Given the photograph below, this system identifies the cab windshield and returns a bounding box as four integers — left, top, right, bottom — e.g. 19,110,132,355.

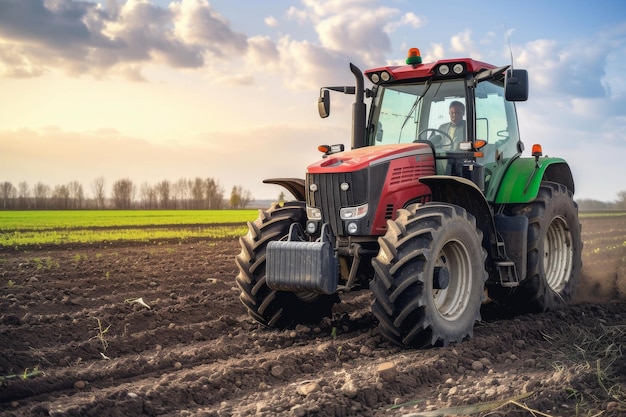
368,78,520,164
369,80,467,152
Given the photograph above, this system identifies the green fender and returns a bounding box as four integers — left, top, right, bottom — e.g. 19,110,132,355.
493,157,575,204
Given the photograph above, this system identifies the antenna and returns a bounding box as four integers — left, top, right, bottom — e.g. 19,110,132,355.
504,24,514,69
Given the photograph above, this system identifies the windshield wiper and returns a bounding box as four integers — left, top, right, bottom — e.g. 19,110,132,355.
399,80,432,140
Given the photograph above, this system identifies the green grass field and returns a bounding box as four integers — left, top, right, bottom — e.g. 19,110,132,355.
0,210,258,230
4,209,621,248
0,210,258,248
579,211,626,218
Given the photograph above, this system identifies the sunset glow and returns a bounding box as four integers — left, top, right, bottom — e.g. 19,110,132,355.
1,0,625,201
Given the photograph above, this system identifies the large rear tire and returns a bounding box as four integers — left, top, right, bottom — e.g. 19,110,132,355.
370,203,488,348
235,201,338,328
489,182,582,312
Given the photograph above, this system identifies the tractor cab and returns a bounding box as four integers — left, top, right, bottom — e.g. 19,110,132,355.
319,48,529,199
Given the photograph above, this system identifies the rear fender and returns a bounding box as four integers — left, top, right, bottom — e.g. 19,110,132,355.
263,178,306,201
494,158,574,204
419,176,497,253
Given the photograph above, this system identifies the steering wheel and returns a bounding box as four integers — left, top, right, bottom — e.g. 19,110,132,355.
417,128,454,151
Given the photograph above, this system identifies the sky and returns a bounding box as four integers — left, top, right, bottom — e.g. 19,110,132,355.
0,0,625,202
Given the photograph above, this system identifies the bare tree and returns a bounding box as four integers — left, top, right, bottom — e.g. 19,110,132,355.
33,182,50,209
68,181,84,209
91,176,107,209
206,178,224,209
156,180,171,209
18,181,30,209
52,184,70,209
112,178,135,209
0,181,16,209
0,176,258,210
617,190,626,210
172,178,189,209
240,187,253,209
139,182,155,209
191,177,205,209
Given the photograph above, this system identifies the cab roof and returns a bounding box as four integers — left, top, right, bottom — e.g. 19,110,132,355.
365,57,499,84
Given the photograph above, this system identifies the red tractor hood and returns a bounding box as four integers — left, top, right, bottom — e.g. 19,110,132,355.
307,143,433,174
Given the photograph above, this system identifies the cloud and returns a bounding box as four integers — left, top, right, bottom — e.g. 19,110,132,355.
274,0,430,87
264,16,278,27
272,36,353,89
515,29,626,100
289,0,425,67
247,35,280,68
448,30,486,61
0,0,426,90
316,8,397,65
383,11,426,37
421,30,495,63
0,43,46,77
0,0,103,50
169,0,247,58
297,0,379,18
0,0,249,79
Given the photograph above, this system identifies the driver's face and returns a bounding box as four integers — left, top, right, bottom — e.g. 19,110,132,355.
449,107,463,124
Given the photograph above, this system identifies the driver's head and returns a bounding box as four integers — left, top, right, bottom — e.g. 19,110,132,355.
449,101,465,125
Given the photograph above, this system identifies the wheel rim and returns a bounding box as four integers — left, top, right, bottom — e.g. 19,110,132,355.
432,239,473,321
543,216,573,293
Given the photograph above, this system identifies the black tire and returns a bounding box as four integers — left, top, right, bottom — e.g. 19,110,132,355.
235,201,338,328
489,182,582,312
370,203,488,348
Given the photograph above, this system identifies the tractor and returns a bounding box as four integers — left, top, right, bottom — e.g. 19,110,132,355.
235,48,582,348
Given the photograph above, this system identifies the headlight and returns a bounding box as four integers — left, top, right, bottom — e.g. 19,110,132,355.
369,71,393,84
437,62,466,77
306,206,322,220
340,203,368,220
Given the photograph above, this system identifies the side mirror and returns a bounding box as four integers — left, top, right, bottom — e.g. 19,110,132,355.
318,89,330,118
505,69,529,101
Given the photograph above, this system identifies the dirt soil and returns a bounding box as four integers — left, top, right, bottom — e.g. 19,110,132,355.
1,215,625,417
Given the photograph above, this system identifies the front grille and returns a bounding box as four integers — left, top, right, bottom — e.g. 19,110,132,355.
307,171,367,236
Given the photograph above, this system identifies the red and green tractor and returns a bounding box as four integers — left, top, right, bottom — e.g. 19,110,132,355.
235,48,582,348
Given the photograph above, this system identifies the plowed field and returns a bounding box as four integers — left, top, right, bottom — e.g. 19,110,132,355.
1,214,625,417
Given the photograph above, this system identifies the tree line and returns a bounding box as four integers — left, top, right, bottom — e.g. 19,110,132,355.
0,177,253,210
3,177,625,211
577,191,626,211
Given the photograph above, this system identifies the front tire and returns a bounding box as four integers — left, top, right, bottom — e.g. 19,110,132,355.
370,203,488,348
489,182,582,312
235,201,338,328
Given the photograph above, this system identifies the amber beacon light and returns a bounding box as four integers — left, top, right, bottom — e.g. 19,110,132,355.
406,48,422,65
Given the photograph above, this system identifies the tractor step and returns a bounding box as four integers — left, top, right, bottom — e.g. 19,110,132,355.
496,261,519,287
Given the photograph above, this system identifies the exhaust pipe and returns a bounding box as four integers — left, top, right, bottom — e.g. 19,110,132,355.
350,63,366,149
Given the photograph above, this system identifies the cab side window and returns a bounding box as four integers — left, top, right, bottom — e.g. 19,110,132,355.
475,81,520,162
